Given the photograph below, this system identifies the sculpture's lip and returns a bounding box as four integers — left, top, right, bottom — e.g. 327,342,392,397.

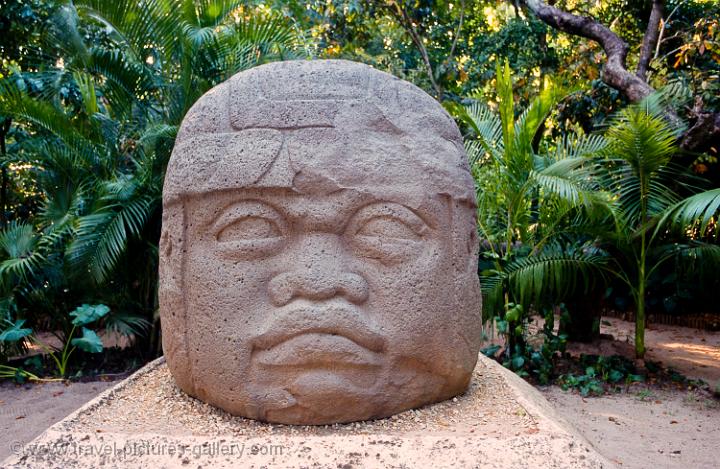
251,305,386,354
252,332,383,368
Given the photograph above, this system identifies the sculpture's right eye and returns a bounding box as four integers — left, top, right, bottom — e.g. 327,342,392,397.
212,201,286,260
217,216,281,242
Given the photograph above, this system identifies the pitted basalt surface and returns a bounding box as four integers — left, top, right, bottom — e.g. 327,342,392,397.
159,59,482,424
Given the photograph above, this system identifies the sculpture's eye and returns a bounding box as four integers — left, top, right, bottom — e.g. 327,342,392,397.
355,216,421,240
218,216,281,242
347,203,430,264
213,201,286,260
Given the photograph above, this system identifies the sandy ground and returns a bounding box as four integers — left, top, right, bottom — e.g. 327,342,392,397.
0,380,115,461
0,316,718,466
598,317,720,386
542,386,720,469
5,357,609,469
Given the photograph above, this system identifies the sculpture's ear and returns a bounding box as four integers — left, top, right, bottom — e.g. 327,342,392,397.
158,201,195,394
449,198,483,350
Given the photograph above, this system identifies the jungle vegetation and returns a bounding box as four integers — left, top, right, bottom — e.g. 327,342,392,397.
0,0,718,380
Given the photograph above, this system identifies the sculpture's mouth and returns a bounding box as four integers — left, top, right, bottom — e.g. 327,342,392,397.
253,332,383,368
251,304,385,368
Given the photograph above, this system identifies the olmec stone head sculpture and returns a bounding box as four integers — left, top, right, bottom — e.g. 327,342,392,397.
159,59,482,425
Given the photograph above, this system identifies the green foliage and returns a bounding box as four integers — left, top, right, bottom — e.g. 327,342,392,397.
658,188,720,238
70,327,103,353
589,97,720,358
469,62,718,364
0,221,45,283
0,316,32,364
465,60,611,356
1,0,718,381
503,307,568,385
559,355,645,397
0,0,301,364
69,303,110,326
0,318,32,342
33,303,109,377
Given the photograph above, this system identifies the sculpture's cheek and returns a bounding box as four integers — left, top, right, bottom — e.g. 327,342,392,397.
160,60,481,425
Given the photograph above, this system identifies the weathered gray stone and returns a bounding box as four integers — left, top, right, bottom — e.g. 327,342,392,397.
159,59,482,425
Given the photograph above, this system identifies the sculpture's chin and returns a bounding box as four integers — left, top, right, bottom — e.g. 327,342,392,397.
257,372,469,425
182,361,472,425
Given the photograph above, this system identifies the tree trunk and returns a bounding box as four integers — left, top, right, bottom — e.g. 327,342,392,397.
520,0,719,153
561,294,603,343
0,118,11,227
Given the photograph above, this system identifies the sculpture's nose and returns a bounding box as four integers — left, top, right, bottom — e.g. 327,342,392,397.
267,234,369,307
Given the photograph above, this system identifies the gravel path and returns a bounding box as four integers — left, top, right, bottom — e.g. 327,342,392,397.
65,359,536,438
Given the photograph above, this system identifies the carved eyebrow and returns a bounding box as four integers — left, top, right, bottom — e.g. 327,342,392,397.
210,200,287,234
347,202,431,236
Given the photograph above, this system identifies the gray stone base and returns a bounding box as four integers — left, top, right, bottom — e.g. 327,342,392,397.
3,355,613,468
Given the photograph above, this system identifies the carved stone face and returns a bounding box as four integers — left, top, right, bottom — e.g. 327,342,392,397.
160,60,482,424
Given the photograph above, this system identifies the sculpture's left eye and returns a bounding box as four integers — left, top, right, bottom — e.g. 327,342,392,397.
355,216,421,240
213,201,286,259
346,202,430,264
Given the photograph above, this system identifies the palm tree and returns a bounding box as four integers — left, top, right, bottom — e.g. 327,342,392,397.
461,60,612,354
593,99,720,359
465,65,720,360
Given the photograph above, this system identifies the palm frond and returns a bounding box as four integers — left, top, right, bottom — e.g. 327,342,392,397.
0,222,46,284
0,80,100,155
545,133,607,164
658,188,720,236
496,59,515,155
47,4,91,67
75,0,181,64
72,71,99,115
231,13,297,53
66,193,156,283
104,310,152,338
514,78,561,158
196,0,245,27
605,104,677,177
38,182,87,236
462,101,503,165
85,48,157,117
478,268,506,320
506,246,609,310
533,161,612,211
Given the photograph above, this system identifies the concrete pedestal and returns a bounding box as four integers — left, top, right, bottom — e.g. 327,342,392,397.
3,355,612,468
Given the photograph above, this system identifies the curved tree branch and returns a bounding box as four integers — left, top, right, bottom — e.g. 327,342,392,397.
521,0,653,102
637,0,664,81
682,97,720,152
386,1,443,99
520,0,719,154
447,0,466,64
